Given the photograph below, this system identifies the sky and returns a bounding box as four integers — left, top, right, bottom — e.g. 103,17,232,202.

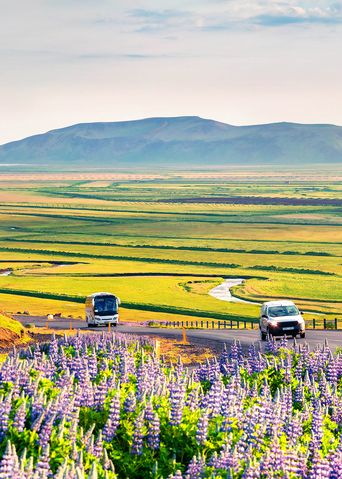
1,0,342,143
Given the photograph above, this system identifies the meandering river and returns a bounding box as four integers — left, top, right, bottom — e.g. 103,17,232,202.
209,278,260,305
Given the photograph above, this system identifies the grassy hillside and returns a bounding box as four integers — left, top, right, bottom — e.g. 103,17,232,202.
0,312,29,350
1,117,342,168
0,174,340,325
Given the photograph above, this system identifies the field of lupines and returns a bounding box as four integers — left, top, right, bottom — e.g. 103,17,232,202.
0,333,341,479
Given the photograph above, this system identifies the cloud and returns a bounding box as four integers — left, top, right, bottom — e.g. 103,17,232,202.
118,3,342,34
251,3,342,27
127,8,194,32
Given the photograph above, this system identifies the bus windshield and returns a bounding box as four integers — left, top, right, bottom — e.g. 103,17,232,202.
94,296,117,316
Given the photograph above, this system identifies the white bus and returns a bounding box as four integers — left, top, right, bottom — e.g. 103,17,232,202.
85,292,120,327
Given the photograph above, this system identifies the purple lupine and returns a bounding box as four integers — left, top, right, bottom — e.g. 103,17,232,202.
144,399,154,422
265,336,278,355
12,401,26,432
147,412,160,450
185,455,205,479
94,379,107,410
185,387,199,412
169,376,186,426
38,415,55,448
103,393,120,441
34,445,51,478
93,431,104,458
124,391,136,413
206,379,223,417
0,329,342,478
0,441,15,478
307,451,331,479
328,449,342,479
131,413,145,455
311,406,324,446
241,460,261,479
196,410,209,445
0,393,12,439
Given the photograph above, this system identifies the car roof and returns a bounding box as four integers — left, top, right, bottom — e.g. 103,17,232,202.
263,300,296,307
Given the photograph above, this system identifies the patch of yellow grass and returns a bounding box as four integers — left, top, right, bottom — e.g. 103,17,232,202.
0,293,84,318
157,338,214,365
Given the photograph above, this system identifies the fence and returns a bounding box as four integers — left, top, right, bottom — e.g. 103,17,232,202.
161,318,342,330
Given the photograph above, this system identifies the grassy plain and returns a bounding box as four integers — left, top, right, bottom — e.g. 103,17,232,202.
0,172,341,324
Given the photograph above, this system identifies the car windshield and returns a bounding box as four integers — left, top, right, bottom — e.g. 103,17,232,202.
94,296,117,315
268,305,299,317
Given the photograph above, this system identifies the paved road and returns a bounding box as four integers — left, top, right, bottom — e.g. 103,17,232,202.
14,316,342,352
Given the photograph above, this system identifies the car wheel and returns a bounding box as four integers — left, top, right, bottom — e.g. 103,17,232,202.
260,330,267,341
300,332,305,338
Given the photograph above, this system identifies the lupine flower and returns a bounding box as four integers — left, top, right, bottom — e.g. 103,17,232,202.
147,412,160,450
103,393,120,441
0,332,341,479
196,410,209,445
124,391,136,413
185,455,205,479
131,413,145,455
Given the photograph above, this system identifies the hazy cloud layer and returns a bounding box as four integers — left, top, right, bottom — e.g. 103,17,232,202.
0,1,342,143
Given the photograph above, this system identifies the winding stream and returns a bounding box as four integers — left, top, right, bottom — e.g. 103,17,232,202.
0,269,12,276
209,278,260,305
0,264,72,277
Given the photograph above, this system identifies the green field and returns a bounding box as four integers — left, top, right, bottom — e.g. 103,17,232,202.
0,173,341,323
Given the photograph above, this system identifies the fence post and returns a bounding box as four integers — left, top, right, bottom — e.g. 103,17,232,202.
224,321,227,329
244,320,247,329
182,327,188,345
201,321,203,328
206,321,209,329
251,321,253,329
196,321,198,328
323,318,326,329
218,321,221,329
335,318,338,330
237,320,240,329
312,318,316,329
230,319,232,329
212,321,214,329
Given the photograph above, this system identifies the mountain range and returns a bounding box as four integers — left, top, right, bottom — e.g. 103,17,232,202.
1,116,342,168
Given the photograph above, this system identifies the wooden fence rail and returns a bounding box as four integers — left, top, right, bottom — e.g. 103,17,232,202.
161,318,341,330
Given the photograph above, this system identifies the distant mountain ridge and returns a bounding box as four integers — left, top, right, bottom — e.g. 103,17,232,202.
1,116,342,167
